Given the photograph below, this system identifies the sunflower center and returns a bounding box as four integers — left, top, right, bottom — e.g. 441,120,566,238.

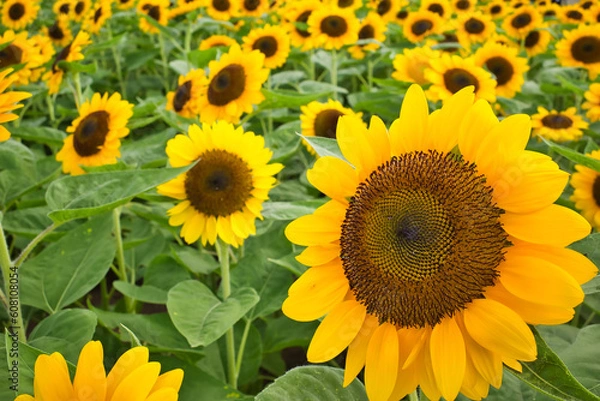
341,151,507,328
524,30,540,48
75,1,84,14
173,80,192,112
397,10,408,19
148,5,161,20
543,9,556,17
359,25,375,40
581,1,593,9
443,68,479,93
52,44,72,72
541,114,573,129
377,0,391,15
428,3,444,16
320,16,348,37
252,36,278,57
94,7,103,22
338,0,354,8
295,11,312,37
184,149,253,217
49,23,65,40
571,36,600,64
213,0,230,11
566,10,583,20
485,56,514,86
513,2,523,8
456,0,469,9
73,111,110,157
592,176,600,207
0,44,23,68
465,18,485,34
490,5,501,14
207,64,246,106
244,0,260,10
313,109,344,139
8,3,25,20
411,20,433,36
59,3,70,13
511,12,532,28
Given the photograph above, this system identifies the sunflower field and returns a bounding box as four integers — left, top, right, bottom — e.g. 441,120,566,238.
1,0,600,400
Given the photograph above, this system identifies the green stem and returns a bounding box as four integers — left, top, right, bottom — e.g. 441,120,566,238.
107,21,126,98
158,33,170,93
309,49,315,81
235,317,252,377
367,58,373,90
184,18,193,54
112,208,134,313
331,49,338,101
73,72,83,108
407,389,420,401
13,223,58,269
217,238,237,389
46,95,55,123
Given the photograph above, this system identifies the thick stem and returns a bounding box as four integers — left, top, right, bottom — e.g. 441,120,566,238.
235,317,252,377
73,72,83,108
13,224,58,269
217,239,237,389
331,48,338,101
113,208,134,313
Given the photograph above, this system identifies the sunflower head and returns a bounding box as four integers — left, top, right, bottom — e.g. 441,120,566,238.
420,0,450,18
571,149,600,229
199,34,238,50
531,106,589,142
555,24,600,80
166,69,207,118
455,11,496,47
242,24,291,69
45,16,74,47
502,6,542,39
348,12,387,60
582,83,600,122
307,5,360,50
205,0,238,21
403,10,442,44
522,28,552,57
0,68,32,142
137,0,170,33
392,46,441,85
474,41,529,99
283,0,321,50
1,0,39,30
0,30,41,86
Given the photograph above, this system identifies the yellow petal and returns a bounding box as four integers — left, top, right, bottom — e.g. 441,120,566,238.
427,85,474,153
150,369,184,393
430,317,466,401
387,358,419,401
296,243,340,266
73,341,107,401
145,388,178,401
111,362,161,401
336,114,370,171
344,314,379,387
307,156,359,201
419,337,442,401
458,99,499,163
35,353,73,401
106,347,149,401
460,354,490,401
365,322,399,401
14,396,35,401
389,84,429,155
366,115,392,168
458,317,503,389
285,201,345,246
502,357,522,373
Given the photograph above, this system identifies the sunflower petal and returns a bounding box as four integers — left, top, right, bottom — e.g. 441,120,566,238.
307,156,359,201
389,84,429,155
344,314,379,387
73,341,107,401
427,86,474,153
106,347,149,401
365,323,399,401
430,317,466,401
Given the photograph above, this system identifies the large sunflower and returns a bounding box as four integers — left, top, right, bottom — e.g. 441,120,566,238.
199,34,238,50
474,42,529,99
455,11,496,47
283,0,321,50
157,121,283,247
392,46,441,85
348,12,387,60
556,24,600,80
0,30,41,86
403,10,442,44
1,0,39,31
166,69,207,118
0,68,32,142
242,24,291,70
56,92,134,175
522,28,552,57
531,106,589,142
197,44,269,124
502,6,542,39
137,0,170,34
284,84,596,401
307,5,360,50
425,54,497,102
583,83,600,122
571,150,600,229
43,30,92,95
14,341,183,401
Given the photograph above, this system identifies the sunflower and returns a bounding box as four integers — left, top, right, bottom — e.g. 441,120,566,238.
199,34,238,50
579,0,594,10
0,30,41,86
403,10,443,44
72,0,91,21
455,12,496,47
425,54,497,102
53,0,73,18
307,5,360,50
452,0,474,13
28,34,56,83
1,0,39,31
522,28,552,57
238,0,270,17
300,99,365,154
205,0,238,21
558,4,586,24
588,4,600,23
157,121,283,247
0,69,32,142
43,30,92,95
56,92,134,175
420,0,450,18
583,83,600,122
242,24,291,69
116,0,138,10
369,0,403,23
284,84,596,401
348,12,387,60
502,6,542,39
486,0,507,19
166,69,207,118
327,0,362,11
531,106,589,142
571,150,600,230
197,44,268,124
392,46,441,85
556,24,600,80
540,3,560,20
474,42,529,99
137,0,170,34
83,0,112,34
283,0,321,50
14,341,183,401
45,17,73,47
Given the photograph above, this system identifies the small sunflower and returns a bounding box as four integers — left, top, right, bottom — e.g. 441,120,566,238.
486,0,508,19
540,3,560,20
0,69,32,142
116,0,138,10
45,17,73,47
205,0,238,21
583,83,600,122
452,0,474,13
558,4,586,24
14,341,183,401
199,34,238,50
403,10,443,44
242,24,291,69
425,53,497,102
83,0,112,34
1,0,39,31
531,106,589,142
571,150,600,229
53,0,73,18
283,0,321,50
588,4,600,23
284,84,595,401
556,24,600,80
327,0,362,11
56,92,134,175
157,121,283,247
28,34,56,83
420,0,451,18
369,0,403,23
348,12,387,60
238,0,270,17
72,0,91,21
0,30,40,86
197,44,269,124
455,11,496,47
503,6,542,39
137,0,170,34
394,7,409,23
166,69,207,118
431,32,463,54
392,46,441,85
474,42,529,99
308,5,360,50
43,30,92,95
578,0,594,10
523,28,553,57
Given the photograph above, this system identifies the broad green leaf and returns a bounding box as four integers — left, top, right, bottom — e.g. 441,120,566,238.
0,140,37,206
11,125,66,146
298,80,348,95
262,315,318,353
560,325,600,396
170,245,220,275
57,60,96,73
541,138,600,172
261,89,331,110
1,207,72,240
262,200,326,220
255,366,368,401
188,48,217,69
167,280,260,347
347,91,401,121
270,70,306,87
20,215,116,314
113,281,168,304
45,166,190,223
299,135,345,160
143,255,192,291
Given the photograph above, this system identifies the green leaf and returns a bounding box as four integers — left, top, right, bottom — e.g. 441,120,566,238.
559,325,600,396
255,366,368,401
508,327,600,401
188,48,217,69
167,280,260,347
113,281,168,304
261,89,331,110
170,245,219,275
56,60,96,73
541,138,600,172
0,140,37,206
299,135,345,160
143,255,192,291
20,215,116,314
11,125,66,146
262,200,326,220
45,166,190,223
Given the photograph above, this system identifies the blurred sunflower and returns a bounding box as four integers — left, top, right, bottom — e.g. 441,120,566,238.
432,32,462,54
556,24,600,80
455,12,496,47
206,0,237,20
242,24,291,69
394,8,409,23
53,0,73,18
571,150,600,229
531,106,589,142
558,4,586,24
583,83,600,122
284,84,595,401
14,341,183,401
328,0,362,11
239,0,270,17
369,0,403,23
308,5,360,50
510,0,526,9
348,12,386,60
45,17,73,47
523,28,552,57
43,30,92,95
28,34,56,83
474,42,529,99
197,44,269,124
116,0,138,10
283,0,321,50
452,0,474,13
0,69,32,142
540,3,560,19
199,34,238,50
72,0,91,22
503,6,542,39
157,121,283,247
420,0,450,18
56,92,134,175
84,0,112,34
486,0,508,19
0,30,41,86
403,10,442,43
1,0,39,31
166,69,207,118
588,4,600,23
425,54,497,102
137,0,170,34
392,46,441,85
578,0,594,10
